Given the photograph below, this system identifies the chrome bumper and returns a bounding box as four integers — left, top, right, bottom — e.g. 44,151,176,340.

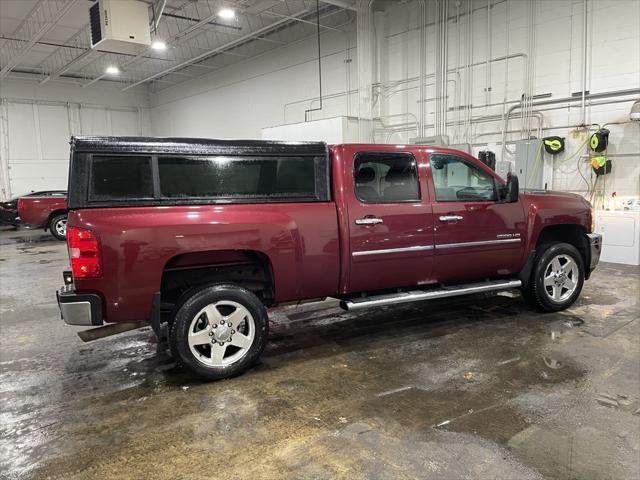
57,284,103,326
587,233,602,271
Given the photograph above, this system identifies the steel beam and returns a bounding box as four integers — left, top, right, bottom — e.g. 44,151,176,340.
121,9,309,91
0,0,79,79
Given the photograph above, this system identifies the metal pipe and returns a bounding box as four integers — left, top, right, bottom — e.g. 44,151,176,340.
419,0,426,136
581,0,588,125
305,0,324,122
501,88,640,156
78,321,150,342
485,0,491,105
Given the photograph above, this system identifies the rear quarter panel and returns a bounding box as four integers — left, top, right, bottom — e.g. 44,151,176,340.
18,197,67,226
70,203,340,323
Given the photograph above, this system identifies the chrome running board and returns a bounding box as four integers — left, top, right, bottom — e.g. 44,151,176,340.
340,279,522,311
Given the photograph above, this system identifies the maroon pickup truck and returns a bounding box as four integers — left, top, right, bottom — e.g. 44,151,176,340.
57,136,601,380
17,191,68,240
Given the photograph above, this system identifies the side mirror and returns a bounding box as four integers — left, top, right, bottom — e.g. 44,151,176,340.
500,173,519,202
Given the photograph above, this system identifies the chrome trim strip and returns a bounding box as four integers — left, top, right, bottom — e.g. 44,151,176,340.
436,238,522,250
352,245,434,257
342,279,523,310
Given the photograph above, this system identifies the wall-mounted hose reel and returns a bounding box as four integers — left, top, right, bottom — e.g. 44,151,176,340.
543,136,565,154
590,128,610,153
591,155,612,176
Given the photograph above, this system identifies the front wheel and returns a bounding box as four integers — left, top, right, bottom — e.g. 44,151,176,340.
169,284,269,380
523,242,585,312
49,214,67,241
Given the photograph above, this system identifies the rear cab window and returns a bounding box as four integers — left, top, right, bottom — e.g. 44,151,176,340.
157,156,316,199
82,148,329,206
90,156,153,201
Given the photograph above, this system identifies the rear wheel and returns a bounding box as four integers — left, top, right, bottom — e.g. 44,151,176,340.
169,284,268,380
49,214,67,241
523,242,585,312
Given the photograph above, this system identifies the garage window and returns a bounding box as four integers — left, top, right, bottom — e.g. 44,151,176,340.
90,156,153,200
157,156,317,199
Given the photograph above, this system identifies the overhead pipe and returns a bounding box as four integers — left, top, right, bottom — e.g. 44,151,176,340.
581,0,589,125
500,88,640,158
305,0,324,122
419,0,426,136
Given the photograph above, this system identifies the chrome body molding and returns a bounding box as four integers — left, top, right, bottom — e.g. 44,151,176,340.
352,245,434,257
435,238,522,250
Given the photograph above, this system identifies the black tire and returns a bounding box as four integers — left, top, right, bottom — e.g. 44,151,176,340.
48,214,67,241
523,242,585,312
169,284,268,380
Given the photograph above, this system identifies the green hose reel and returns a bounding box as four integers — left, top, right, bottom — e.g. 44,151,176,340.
543,136,565,154
590,128,610,153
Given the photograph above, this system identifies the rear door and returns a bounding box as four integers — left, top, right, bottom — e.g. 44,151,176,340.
344,147,435,292
427,152,526,282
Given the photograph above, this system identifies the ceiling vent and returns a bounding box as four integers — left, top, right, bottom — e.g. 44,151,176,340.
89,0,151,55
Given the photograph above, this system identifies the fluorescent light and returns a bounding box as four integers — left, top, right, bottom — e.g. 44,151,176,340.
151,40,166,51
105,65,120,75
218,8,235,19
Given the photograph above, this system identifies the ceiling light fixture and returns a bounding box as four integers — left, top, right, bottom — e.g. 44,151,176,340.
218,8,236,20
151,40,167,51
105,65,120,75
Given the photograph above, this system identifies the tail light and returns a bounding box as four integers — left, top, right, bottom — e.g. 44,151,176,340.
67,226,102,278
17,198,24,213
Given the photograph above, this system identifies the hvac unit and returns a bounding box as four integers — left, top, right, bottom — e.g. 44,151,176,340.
89,0,151,55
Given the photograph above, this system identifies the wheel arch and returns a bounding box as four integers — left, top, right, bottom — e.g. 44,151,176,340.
534,224,590,278
44,209,68,231
160,249,275,311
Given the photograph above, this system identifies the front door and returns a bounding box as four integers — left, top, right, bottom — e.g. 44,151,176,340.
427,152,527,283
345,148,435,293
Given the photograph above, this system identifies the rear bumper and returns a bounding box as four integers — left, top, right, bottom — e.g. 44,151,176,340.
587,233,602,272
57,284,103,326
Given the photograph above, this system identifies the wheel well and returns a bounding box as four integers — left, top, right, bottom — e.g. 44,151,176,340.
536,224,589,268
44,209,67,231
160,250,274,311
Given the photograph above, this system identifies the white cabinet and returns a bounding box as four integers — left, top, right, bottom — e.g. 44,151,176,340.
594,210,640,265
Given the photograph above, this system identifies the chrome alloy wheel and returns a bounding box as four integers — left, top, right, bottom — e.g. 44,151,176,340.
187,300,255,367
55,218,67,237
543,254,579,302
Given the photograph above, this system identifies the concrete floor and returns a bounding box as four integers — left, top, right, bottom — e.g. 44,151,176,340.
1,227,639,480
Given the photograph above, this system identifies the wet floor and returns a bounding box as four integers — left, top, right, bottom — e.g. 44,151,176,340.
1,226,639,479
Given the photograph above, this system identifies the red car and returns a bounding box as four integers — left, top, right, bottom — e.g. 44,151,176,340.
17,192,68,240
57,136,601,380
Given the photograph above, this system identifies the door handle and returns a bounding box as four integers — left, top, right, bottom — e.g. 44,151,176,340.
439,215,464,222
355,217,384,225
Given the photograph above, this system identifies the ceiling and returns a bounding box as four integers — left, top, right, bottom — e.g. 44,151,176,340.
0,0,355,91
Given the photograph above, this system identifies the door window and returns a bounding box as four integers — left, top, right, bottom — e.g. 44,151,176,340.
354,153,420,203
431,154,497,201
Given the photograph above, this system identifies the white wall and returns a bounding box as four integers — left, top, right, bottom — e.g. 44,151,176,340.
149,0,639,201
0,78,150,199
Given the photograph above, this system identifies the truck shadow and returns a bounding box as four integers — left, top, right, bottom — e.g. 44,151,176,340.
261,294,556,361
